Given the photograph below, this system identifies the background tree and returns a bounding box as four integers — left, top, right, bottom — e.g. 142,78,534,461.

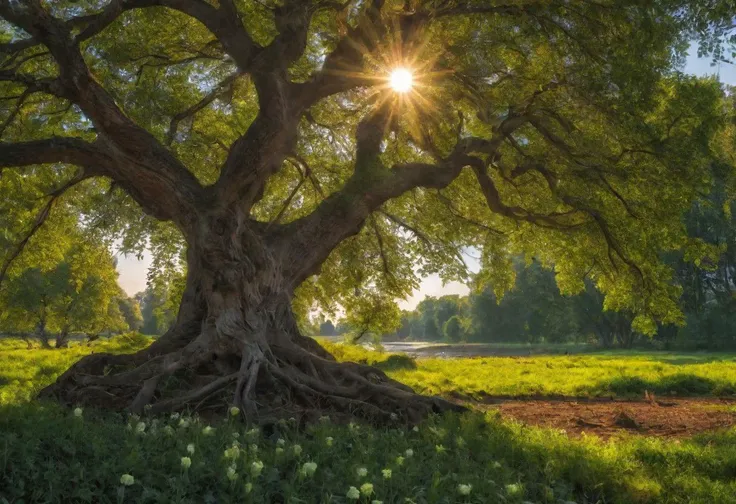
0,0,730,422
318,319,336,337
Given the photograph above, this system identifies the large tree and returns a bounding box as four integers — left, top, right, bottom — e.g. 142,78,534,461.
0,0,730,423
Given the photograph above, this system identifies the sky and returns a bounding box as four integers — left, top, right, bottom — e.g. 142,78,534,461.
115,43,736,309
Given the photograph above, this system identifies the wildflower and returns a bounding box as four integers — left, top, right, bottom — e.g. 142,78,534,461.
288,417,296,424
506,483,522,496
457,484,472,496
346,486,360,500
412,426,419,432
357,467,368,477
178,418,190,428
395,456,405,466
245,427,259,439
135,421,146,434
170,412,180,421
73,407,83,418
245,482,252,494
405,448,414,458
163,425,175,436
181,456,191,469
390,412,398,420
382,468,392,479
325,436,334,447
187,443,195,455
119,474,135,486
348,422,358,431
276,438,286,447
224,446,240,459
435,444,446,453
275,447,284,455
229,406,240,417
232,432,240,439
319,415,330,423
292,444,302,456
360,483,374,496
202,426,214,435
250,460,264,477
226,466,238,482
301,461,318,477
249,443,258,454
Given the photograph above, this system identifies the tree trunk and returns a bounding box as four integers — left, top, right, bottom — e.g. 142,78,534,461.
36,319,51,349
39,220,462,425
55,328,70,349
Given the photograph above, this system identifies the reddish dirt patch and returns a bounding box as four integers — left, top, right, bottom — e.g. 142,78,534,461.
477,397,736,438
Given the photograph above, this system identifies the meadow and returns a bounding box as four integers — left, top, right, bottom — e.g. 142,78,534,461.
2,335,736,503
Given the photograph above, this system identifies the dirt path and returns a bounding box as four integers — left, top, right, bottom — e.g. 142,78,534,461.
474,396,736,438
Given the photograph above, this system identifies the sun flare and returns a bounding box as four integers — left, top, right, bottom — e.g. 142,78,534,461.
389,68,413,93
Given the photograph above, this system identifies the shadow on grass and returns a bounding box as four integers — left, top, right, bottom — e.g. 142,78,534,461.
373,354,418,372
1,401,735,503
597,374,736,396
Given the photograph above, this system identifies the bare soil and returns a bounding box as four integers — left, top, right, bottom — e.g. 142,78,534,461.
474,396,736,438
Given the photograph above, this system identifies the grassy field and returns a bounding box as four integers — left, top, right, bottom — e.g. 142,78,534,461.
2,336,736,503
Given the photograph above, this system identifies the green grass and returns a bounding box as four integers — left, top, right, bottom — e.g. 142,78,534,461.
322,341,736,399
1,336,736,503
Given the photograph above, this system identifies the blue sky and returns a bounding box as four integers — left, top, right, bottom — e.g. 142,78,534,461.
116,44,736,308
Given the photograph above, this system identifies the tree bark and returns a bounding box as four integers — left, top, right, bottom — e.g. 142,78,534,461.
39,218,462,425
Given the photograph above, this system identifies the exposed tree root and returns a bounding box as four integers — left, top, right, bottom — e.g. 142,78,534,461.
39,328,464,426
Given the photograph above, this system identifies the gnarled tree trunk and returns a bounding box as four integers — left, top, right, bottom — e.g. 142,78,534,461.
40,216,462,424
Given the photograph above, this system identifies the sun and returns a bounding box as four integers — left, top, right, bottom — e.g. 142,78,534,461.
389,68,413,93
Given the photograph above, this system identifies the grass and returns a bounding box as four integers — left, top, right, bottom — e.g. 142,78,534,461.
1,336,736,503
322,341,736,399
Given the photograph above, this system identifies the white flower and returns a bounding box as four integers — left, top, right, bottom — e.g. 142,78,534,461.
170,412,180,421
73,407,83,418
346,486,360,500
229,406,240,417
325,436,333,447
245,482,252,494
224,446,240,459
506,483,522,496
180,456,191,469
458,484,472,496
119,474,135,486
405,448,413,457
360,483,374,496
412,426,419,432
292,444,302,456
226,466,238,482
135,421,146,434
245,427,259,439
382,468,392,479
249,443,258,454
232,432,240,439
357,467,368,477
395,456,405,466
390,412,398,420
202,426,214,435
275,447,284,455
187,443,195,455
276,438,286,447
349,422,358,431
163,425,175,436
178,418,190,428
251,460,264,477
301,461,317,477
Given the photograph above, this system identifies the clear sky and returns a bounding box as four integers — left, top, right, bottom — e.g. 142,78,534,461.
116,43,736,308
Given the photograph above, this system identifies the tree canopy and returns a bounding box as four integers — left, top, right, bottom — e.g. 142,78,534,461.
1,0,735,421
